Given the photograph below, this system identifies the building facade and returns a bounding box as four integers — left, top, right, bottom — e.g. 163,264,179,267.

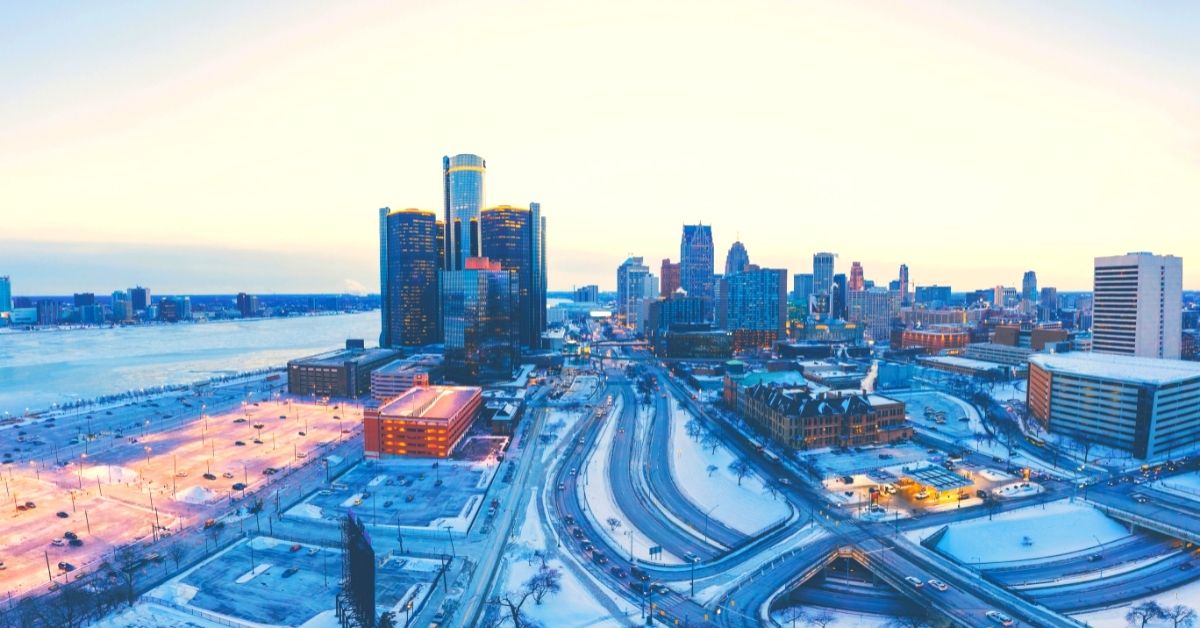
128,286,151,312
574,285,599,303
725,267,787,351
287,343,401,398
481,204,547,349
680,224,715,307
848,262,865,291
379,208,441,347
737,383,910,450
616,256,651,326
660,259,681,297
443,154,486,271
792,273,813,306
369,354,444,402
898,328,970,353
846,288,899,344
1092,252,1182,359
363,385,481,458
442,257,519,382
724,241,750,277
0,276,10,314
897,264,909,306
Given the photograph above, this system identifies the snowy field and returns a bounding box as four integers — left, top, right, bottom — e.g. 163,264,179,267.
801,442,931,477
888,390,984,440
1156,474,1200,503
770,607,893,627
912,500,1131,566
1071,576,1200,627
540,408,588,463
668,399,791,535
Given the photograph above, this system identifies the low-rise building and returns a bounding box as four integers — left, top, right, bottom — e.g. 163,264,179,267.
287,341,401,399
736,383,910,450
897,328,971,353
1027,352,1200,459
370,354,444,402
363,385,482,458
961,342,1034,367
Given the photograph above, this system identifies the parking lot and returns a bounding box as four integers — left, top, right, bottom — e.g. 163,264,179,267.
149,536,441,625
287,457,497,531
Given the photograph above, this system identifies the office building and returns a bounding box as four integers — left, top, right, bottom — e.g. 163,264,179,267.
792,273,813,306
898,328,970,353
111,290,132,323
616,256,651,325
831,274,847,319
846,288,900,344
647,292,707,334
962,343,1034,367
443,154,486,270
73,293,95,307
379,208,442,347
680,224,715,306
848,262,865,291
1092,252,1182,359
370,354,444,402
660,259,680,297
236,293,259,318
363,385,481,458
1028,352,1200,458
441,257,519,382
898,264,910,306
736,383,910,450
287,341,401,399
574,285,599,303
812,252,836,297
36,300,59,325
128,286,151,312
992,325,1069,351
914,285,952,308
481,204,547,349
0,276,11,313
1039,287,1058,322
725,267,787,351
1021,271,1037,301
724,241,750,277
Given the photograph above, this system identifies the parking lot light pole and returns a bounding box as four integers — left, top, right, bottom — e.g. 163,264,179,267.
444,525,456,556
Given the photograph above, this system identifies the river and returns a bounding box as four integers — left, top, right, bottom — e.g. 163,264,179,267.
0,312,380,416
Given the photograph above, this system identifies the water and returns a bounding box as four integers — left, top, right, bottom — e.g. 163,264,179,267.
0,312,380,416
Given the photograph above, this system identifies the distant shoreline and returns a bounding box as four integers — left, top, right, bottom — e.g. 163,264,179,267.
0,309,378,336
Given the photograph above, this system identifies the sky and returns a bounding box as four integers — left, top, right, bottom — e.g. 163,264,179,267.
2,0,1198,294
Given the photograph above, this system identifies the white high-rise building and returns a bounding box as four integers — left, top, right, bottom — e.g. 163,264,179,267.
1092,252,1182,359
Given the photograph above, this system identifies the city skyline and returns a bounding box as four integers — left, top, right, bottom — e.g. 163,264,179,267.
5,1,1200,293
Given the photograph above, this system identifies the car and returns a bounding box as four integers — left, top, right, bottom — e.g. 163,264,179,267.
558,482,566,490
57,562,76,572
1088,554,1102,562
233,418,247,423
232,482,246,491
610,566,627,579
56,511,69,518
68,538,84,547
307,547,320,556
64,531,78,540
50,539,65,546
175,471,188,478
282,567,299,578
927,579,949,591
1180,562,1193,571
222,472,235,479
204,518,217,529
203,473,217,480
683,552,699,563
976,489,988,498
383,500,393,508
986,610,1015,626
279,415,287,420
0,561,6,570
290,543,302,552
298,431,306,437
235,441,246,447
592,552,608,565
252,439,263,445
841,476,854,484
405,494,415,503
571,527,585,539
1133,494,1149,504
914,490,930,500
253,423,264,429
904,576,924,588
24,501,35,509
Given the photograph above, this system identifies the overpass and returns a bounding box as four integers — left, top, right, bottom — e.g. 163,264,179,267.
1087,488,1200,546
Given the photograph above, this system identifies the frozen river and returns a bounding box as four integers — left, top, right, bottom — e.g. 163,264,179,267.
0,311,379,416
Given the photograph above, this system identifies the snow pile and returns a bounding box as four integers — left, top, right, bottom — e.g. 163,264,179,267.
234,563,273,584
668,399,790,535
288,502,326,521
82,464,139,482
175,485,217,504
924,500,1130,565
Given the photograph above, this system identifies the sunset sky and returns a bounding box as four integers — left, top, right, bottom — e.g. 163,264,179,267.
3,0,1198,294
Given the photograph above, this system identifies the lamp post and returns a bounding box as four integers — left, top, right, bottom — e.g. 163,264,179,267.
702,504,720,545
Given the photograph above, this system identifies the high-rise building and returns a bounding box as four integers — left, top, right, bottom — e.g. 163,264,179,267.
73,293,95,307
379,208,441,348
111,290,131,323
897,264,909,306
441,257,518,382
847,287,900,343
848,262,865,291
660,259,680,297
680,224,715,306
1093,252,1182,359
574,285,599,303
616,256,651,325
128,286,151,312
831,273,847,319
792,273,813,306
236,293,259,318
812,252,836,296
725,267,787,351
1021,271,1038,302
724,241,750,277
0,276,10,314
914,285,952,308
1039,287,1058,322
481,204,547,349
36,300,59,325
443,154,486,271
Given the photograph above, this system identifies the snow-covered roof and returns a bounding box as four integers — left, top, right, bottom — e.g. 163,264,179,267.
1029,352,1200,386
919,355,1007,371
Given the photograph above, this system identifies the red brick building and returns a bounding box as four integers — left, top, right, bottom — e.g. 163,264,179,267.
363,385,481,458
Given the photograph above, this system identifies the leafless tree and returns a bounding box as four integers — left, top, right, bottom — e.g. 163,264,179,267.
606,517,622,532
777,606,805,627
1126,601,1166,628
702,432,721,455
115,545,142,604
528,564,562,605
805,608,838,628
685,419,703,441
728,460,750,486
1166,604,1197,628
706,464,718,477
167,541,187,571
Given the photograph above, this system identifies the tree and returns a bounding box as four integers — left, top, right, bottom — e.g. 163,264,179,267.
764,481,781,501
115,545,142,604
887,613,932,628
1165,604,1197,628
803,608,837,628
377,611,397,628
728,460,750,486
777,606,805,627
528,564,562,605
605,517,622,532
1126,601,1167,628
706,464,718,477
167,542,187,571
685,419,703,441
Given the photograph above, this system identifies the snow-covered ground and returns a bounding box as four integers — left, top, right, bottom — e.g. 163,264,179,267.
541,408,588,463
1071,576,1200,627
909,500,1131,566
770,606,893,627
581,396,682,564
801,442,931,477
668,399,791,535
1154,474,1200,503
888,390,985,440
92,602,229,628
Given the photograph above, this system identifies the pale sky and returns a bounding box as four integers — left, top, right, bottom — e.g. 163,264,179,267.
2,0,1198,294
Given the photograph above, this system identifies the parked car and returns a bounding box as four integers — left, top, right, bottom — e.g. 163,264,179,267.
914,490,930,500
56,511,69,519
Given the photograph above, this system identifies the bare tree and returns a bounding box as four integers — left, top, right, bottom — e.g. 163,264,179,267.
764,481,781,501
701,432,721,455
805,608,838,628
728,460,750,486
492,564,561,627
167,541,187,571
888,611,932,628
605,517,622,532
685,419,703,441
528,565,562,605
777,606,805,627
1165,604,1197,628
1126,601,1167,628
706,464,718,477
115,545,142,604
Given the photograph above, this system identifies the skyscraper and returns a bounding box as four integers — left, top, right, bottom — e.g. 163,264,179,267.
1093,252,1182,359
441,257,518,382
1038,287,1058,322
897,264,909,306
379,208,441,348
660,259,680,297
724,241,750,277
848,262,865,291
443,154,486,271
481,204,547,349
111,290,131,322
616,256,651,325
812,252,836,296
574,285,599,303
1021,270,1038,302
847,288,900,344
680,225,715,306
236,293,259,318
0,276,10,313
726,267,787,351
831,273,847,319
128,286,151,312
792,273,813,306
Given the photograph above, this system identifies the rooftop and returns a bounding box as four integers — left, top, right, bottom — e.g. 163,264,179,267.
374,353,444,375
900,464,972,491
290,346,400,367
376,385,482,419
1029,351,1200,385
918,355,1008,372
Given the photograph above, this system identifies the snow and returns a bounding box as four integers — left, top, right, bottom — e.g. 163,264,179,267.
1155,474,1200,503
339,492,364,508
234,562,273,584
1071,576,1200,627
503,558,623,628
911,500,1131,565
428,493,481,533
289,502,325,520
175,485,217,504
771,607,893,628
153,581,200,606
541,409,587,463
581,395,682,564
991,481,1043,498
1031,352,1200,386
93,601,226,627
81,464,139,482
516,487,546,550
668,398,791,535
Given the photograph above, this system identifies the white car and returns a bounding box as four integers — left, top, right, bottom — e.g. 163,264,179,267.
928,579,949,591
986,610,1014,626
914,490,930,500
904,576,924,588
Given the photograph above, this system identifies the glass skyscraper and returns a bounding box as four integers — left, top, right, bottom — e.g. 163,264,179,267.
812,252,836,296
481,204,547,349
0,276,11,314
680,224,714,313
379,208,441,347
441,258,519,382
443,154,486,270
